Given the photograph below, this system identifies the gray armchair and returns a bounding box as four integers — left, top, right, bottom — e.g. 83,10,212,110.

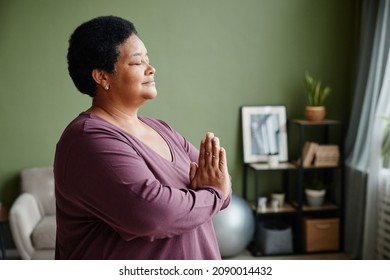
9,167,56,259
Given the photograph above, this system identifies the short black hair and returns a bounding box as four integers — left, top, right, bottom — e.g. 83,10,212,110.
67,16,138,97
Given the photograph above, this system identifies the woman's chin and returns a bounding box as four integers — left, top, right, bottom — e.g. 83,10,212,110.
146,90,158,99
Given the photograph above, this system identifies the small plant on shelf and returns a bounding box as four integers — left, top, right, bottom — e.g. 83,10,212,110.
304,72,331,106
304,174,327,207
304,72,332,122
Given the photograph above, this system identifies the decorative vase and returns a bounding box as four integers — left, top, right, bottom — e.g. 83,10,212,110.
305,106,326,122
305,189,326,207
271,192,285,207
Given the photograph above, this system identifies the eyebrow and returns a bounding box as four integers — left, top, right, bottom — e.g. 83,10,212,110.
131,52,148,57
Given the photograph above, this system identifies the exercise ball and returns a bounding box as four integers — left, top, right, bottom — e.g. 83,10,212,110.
212,193,255,258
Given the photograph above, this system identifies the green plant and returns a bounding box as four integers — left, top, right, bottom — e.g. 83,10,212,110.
304,173,327,190
381,116,390,168
304,72,331,106
305,179,326,191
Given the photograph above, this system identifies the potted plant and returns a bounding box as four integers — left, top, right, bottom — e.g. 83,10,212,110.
304,174,327,207
304,72,331,122
381,116,390,168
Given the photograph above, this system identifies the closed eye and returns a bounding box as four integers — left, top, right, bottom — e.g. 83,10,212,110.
130,52,149,65
130,59,149,66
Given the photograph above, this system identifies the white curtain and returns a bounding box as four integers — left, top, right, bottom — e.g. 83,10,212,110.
364,12,390,257
345,0,390,259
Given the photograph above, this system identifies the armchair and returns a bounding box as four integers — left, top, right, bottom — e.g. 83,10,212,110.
9,167,56,259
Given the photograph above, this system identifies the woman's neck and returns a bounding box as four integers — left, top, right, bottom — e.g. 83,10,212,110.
87,99,143,131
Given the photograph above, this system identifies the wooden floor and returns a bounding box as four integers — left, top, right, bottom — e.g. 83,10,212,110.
224,249,351,260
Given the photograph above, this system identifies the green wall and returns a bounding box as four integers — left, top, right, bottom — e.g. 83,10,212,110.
0,0,358,209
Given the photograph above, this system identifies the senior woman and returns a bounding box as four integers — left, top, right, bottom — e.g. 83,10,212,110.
54,15,232,260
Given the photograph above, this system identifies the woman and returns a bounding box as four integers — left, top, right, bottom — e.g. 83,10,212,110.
54,15,232,260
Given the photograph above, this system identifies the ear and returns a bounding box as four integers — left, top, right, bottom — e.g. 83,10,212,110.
91,69,110,90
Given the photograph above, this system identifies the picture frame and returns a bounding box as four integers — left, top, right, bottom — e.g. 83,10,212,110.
241,105,288,163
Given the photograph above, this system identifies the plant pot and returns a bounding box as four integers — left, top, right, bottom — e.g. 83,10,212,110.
305,188,326,207
305,106,326,122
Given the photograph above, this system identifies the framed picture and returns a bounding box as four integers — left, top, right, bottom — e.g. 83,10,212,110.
241,105,288,163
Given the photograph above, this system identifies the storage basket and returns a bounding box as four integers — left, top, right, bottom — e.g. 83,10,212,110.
304,218,339,252
259,221,293,255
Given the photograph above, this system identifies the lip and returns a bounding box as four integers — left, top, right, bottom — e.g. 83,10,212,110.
142,80,155,85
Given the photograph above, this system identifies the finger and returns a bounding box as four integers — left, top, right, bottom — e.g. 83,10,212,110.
213,136,220,148
199,139,206,167
212,137,220,167
206,132,214,138
189,162,197,182
205,132,214,166
212,136,220,151
219,147,228,172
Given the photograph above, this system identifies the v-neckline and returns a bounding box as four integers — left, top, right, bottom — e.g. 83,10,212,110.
84,112,175,163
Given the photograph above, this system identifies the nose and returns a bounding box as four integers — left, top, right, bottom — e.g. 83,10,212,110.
146,63,156,75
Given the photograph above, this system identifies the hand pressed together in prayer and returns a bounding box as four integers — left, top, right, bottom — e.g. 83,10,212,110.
189,132,231,198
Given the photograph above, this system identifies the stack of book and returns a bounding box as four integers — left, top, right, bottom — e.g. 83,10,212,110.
314,144,340,167
300,141,340,167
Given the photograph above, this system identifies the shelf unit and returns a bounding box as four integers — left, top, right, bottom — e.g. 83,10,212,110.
243,119,344,256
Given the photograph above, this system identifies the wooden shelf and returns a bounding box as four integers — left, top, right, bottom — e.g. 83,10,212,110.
290,160,340,169
249,162,297,171
289,119,341,126
290,201,339,212
302,202,339,212
250,202,296,214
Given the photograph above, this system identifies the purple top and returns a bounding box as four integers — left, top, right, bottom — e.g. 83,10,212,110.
54,112,230,259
